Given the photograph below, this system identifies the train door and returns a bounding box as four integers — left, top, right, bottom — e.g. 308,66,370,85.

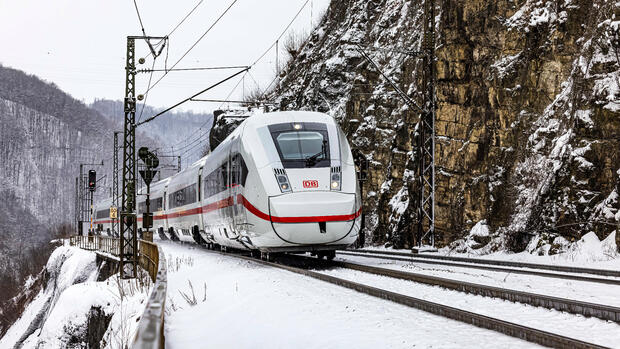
221,157,234,239
230,152,247,234
197,167,204,232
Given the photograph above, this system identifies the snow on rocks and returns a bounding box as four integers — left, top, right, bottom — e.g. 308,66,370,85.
447,220,496,254
0,246,150,349
160,242,536,348
0,246,97,348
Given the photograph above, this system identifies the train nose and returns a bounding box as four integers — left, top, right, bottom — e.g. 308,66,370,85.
268,192,360,244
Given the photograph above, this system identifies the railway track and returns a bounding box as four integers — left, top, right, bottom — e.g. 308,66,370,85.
299,256,620,322
197,246,608,348
337,250,620,285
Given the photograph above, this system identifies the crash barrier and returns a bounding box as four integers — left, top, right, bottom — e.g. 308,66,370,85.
133,243,167,349
69,235,120,255
69,235,167,349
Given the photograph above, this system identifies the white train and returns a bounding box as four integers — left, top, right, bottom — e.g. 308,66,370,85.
93,111,361,258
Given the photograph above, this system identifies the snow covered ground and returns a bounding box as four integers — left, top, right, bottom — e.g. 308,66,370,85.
160,241,540,348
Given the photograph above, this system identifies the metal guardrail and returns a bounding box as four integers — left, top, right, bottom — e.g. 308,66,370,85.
133,244,167,349
69,235,120,255
68,235,166,349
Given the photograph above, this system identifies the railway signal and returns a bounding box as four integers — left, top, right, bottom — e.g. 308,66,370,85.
88,170,97,191
138,147,159,240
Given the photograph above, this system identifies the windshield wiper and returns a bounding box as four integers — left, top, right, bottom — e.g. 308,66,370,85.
305,141,327,167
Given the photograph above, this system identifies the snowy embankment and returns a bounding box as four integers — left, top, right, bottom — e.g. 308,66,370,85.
451,230,620,270
372,223,620,269
160,241,538,349
0,245,150,349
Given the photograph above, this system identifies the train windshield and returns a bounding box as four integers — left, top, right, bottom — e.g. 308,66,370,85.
269,122,330,168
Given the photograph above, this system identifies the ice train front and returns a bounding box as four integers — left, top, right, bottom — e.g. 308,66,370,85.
238,111,361,252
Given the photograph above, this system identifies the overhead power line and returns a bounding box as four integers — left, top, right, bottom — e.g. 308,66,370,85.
220,0,312,107
137,67,250,126
145,0,240,95
218,71,249,109
250,0,311,67
191,98,249,103
137,59,157,124
137,65,248,73
133,0,147,36
144,0,206,59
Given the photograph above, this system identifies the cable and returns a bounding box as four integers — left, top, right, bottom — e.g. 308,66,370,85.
167,131,208,153
219,0,310,106
145,0,240,95
137,59,157,124
144,0,205,60
250,0,311,67
137,65,248,73
167,0,205,37
137,67,249,126
133,0,147,36
217,71,249,109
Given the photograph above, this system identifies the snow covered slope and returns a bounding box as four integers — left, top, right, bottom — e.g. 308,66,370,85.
0,245,149,349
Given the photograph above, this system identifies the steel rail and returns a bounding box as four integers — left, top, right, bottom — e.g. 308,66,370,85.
198,247,606,349
337,251,620,285
298,256,620,323
343,249,620,277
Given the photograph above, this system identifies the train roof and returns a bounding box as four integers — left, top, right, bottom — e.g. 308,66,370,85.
237,110,335,133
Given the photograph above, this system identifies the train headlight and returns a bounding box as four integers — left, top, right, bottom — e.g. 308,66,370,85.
330,172,341,191
276,174,292,193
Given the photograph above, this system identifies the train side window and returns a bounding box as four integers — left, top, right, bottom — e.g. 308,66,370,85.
220,163,228,192
240,155,248,186
230,154,248,187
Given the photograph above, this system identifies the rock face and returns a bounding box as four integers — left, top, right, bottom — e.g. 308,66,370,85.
272,0,620,250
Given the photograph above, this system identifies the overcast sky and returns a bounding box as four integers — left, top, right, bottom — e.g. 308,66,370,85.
0,0,330,113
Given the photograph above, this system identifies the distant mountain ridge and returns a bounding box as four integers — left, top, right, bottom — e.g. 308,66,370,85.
90,99,213,166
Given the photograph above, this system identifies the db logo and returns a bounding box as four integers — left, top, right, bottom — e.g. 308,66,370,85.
303,180,319,188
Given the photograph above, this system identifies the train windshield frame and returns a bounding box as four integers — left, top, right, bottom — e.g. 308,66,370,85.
268,122,330,168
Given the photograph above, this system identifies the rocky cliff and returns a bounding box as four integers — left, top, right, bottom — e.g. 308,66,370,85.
271,0,620,252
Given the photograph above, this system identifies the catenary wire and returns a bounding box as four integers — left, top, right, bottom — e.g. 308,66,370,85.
144,0,205,60
250,0,311,67
133,0,148,36
144,0,240,95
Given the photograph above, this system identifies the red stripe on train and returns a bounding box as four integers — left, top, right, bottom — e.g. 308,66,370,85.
96,195,360,224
